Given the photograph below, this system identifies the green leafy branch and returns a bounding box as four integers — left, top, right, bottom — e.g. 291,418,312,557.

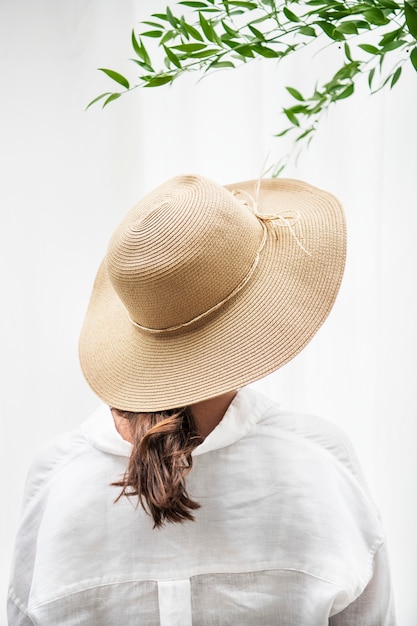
88,0,417,172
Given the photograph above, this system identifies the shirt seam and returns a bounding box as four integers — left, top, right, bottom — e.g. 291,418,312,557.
27,566,350,609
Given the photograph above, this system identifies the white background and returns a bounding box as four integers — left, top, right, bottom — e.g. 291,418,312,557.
1,1,416,624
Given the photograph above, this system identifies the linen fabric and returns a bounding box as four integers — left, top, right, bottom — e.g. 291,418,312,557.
8,388,395,625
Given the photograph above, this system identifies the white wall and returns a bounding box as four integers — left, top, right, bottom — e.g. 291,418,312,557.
1,1,416,623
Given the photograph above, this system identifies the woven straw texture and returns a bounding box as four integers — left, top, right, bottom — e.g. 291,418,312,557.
79,175,346,411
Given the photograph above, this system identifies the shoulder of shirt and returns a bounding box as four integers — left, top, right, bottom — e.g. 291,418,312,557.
248,387,371,495
22,423,92,507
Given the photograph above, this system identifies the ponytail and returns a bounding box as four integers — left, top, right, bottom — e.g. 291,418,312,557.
112,407,203,528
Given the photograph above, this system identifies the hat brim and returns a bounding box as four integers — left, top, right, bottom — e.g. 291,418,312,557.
79,178,346,411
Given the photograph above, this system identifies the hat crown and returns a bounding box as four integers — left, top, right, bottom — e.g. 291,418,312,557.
106,175,263,331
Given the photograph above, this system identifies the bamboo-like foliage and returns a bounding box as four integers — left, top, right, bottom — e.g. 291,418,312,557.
88,0,417,171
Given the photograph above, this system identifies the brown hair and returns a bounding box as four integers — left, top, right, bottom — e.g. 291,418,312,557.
112,407,203,528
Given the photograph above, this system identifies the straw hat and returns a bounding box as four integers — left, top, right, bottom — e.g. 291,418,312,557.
79,174,346,411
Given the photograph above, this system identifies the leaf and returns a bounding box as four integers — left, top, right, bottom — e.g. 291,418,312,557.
344,42,353,61
248,24,265,40
390,66,402,87
166,6,178,28
316,22,343,40
208,60,235,68
222,20,238,37
253,44,280,57
359,43,380,54
363,8,389,25
143,75,174,87
378,0,399,8
283,108,300,126
405,1,417,39
410,46,417,70
286,86,304,101
233,43,255,57
299,25,316,36
173,43,207,52
283,6,300,22
275,127,291,138
334,83,354,100
103,93,122,107
379,28,403,46
179,1,209,6
190,48,221,57
368,67,375,88
337,21,358,35
295,128,314,142
382,39,407,52
141,30,163,38
131,30,143,58
227,1,258,8
86,92,111,110
164,45,182,68
183,22,204,41
98,68,130,89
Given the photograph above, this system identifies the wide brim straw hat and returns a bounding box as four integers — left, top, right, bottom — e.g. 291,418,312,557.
79,174,346,411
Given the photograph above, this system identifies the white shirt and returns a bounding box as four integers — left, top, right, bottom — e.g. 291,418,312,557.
8,388,395,625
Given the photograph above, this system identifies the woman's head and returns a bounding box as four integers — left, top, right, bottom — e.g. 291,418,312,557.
79,174,346,414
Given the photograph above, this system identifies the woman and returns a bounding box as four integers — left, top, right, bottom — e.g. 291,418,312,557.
8,175,395,624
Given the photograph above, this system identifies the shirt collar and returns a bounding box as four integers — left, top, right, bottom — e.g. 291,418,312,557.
81,387,271,458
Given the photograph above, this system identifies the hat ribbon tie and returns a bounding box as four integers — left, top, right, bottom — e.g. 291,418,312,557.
231,188,311,257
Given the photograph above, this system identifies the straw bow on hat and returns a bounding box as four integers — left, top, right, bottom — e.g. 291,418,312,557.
79,174,346,411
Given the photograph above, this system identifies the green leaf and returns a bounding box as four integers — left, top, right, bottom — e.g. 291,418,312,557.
368,67,375,88
253,44,280,57
295,128,314,142
130,59,154,72
208,60,235,68
283,6,300,22
143,75,174,87
405,1,417,39
382,39,407,51
173,43,207,52
103,93,122,107
227,1,258,8
131,30,143,58
337,21,358,34
378,0,399,8
182,22,204,41
316,22,343,40
98,68,130,89
222,20,239,37
410,46,417,70
141,30,163,38
190,48,221,57
164,45,182,68
299,25,316,36
283,108,300,126
379,28,403,45
359,43,380,54
248,24,265,40
344,42,353,61
160,31,176,46
85,92,111,110
179,1,209,6
363,8,389,25
166,6,178,28
390,66,402,87
334,83,354,100
236,44,255,57
286,86,304,101
275,127,291,138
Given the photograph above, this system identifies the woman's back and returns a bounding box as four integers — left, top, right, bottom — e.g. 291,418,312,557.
8,388,393,625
